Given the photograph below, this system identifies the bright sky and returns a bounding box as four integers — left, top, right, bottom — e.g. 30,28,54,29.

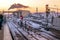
0,0,60,12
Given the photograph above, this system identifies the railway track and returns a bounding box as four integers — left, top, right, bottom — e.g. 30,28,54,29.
21,20,60,40
7,19,60,40
12,21,47,40
27,20,60,39
7,22,28,40
8,21,48,40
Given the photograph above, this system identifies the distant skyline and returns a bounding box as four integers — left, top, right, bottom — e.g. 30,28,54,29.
0,0,60,13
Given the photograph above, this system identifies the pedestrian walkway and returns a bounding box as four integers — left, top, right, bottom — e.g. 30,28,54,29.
0,23,12,40
3,24,12,40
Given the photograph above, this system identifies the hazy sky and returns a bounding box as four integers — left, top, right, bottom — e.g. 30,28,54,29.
0,0,60,12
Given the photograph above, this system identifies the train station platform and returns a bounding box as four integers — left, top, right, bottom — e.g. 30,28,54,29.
0,24,12,40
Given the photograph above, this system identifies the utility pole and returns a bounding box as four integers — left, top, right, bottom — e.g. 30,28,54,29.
36,7,38,13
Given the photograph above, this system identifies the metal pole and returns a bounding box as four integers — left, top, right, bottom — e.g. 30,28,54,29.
57,8,58,17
